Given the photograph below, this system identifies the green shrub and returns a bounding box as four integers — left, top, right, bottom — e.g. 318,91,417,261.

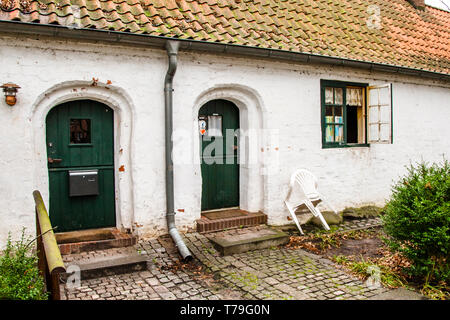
0,229,48,300
382,159,450,284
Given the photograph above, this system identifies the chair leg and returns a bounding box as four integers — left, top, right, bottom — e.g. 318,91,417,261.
305,198,330,231
304,199,319,217
285,201,304,235
313,206,330,231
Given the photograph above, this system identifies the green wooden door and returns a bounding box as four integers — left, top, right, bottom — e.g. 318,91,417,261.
46,100,115,232
199,100,239,211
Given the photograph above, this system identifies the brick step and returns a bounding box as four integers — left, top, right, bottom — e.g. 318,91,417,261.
56,228,137,255
196,210,267,233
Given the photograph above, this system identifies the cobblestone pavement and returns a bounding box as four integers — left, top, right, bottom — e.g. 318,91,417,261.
61,218,389,300
183,231,388,300
61,238,240,300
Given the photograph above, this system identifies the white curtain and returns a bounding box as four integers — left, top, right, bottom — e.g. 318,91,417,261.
347,88,363,106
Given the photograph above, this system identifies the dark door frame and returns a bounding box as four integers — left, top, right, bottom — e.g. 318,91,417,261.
199,99,240,211
46,99,116,232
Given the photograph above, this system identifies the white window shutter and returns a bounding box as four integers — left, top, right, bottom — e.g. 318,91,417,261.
367,84,392,144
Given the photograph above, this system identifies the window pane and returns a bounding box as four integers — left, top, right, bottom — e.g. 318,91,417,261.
369,87,379,106
70,119,91,144
325,125,334,142
335,125,344,142
325,87,334,104
325,116,334,123
378,86,391,105
380,105,391,123
369,124,379,142
334,88,343,104
325,106,333,123
380,124,391,141
368,106,379,123
335,106,343,117
207,115,222,137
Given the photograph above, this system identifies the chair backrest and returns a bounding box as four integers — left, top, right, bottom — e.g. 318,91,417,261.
290,169,318,196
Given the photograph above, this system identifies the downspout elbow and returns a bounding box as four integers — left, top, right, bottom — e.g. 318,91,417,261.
164,42,179,91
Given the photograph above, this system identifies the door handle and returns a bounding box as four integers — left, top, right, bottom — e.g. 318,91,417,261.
48,157,63,164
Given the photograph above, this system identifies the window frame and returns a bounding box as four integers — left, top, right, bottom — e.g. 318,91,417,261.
367,84,393,144
68,117,94,147
320,80,370,149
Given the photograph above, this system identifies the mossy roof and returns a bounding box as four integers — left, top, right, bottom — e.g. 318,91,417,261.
0,0,449,75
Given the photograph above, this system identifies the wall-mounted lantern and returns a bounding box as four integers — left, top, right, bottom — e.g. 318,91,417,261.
1,83,21,106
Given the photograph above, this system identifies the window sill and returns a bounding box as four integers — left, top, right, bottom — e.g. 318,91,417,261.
322,143,370,149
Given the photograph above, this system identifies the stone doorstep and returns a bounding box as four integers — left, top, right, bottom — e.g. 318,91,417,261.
57,228,138,255
207,227,290,256
61,254,149,281
196,211,268,233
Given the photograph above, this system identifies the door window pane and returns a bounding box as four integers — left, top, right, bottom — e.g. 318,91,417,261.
207,115,222,137
70,119,91,144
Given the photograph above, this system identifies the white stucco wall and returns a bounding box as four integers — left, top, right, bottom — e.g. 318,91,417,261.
0,33,449,247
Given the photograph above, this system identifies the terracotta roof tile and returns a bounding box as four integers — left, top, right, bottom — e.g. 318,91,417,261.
0,0,449,74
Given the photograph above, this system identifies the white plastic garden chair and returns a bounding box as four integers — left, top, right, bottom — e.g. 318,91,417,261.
284,169,338,235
